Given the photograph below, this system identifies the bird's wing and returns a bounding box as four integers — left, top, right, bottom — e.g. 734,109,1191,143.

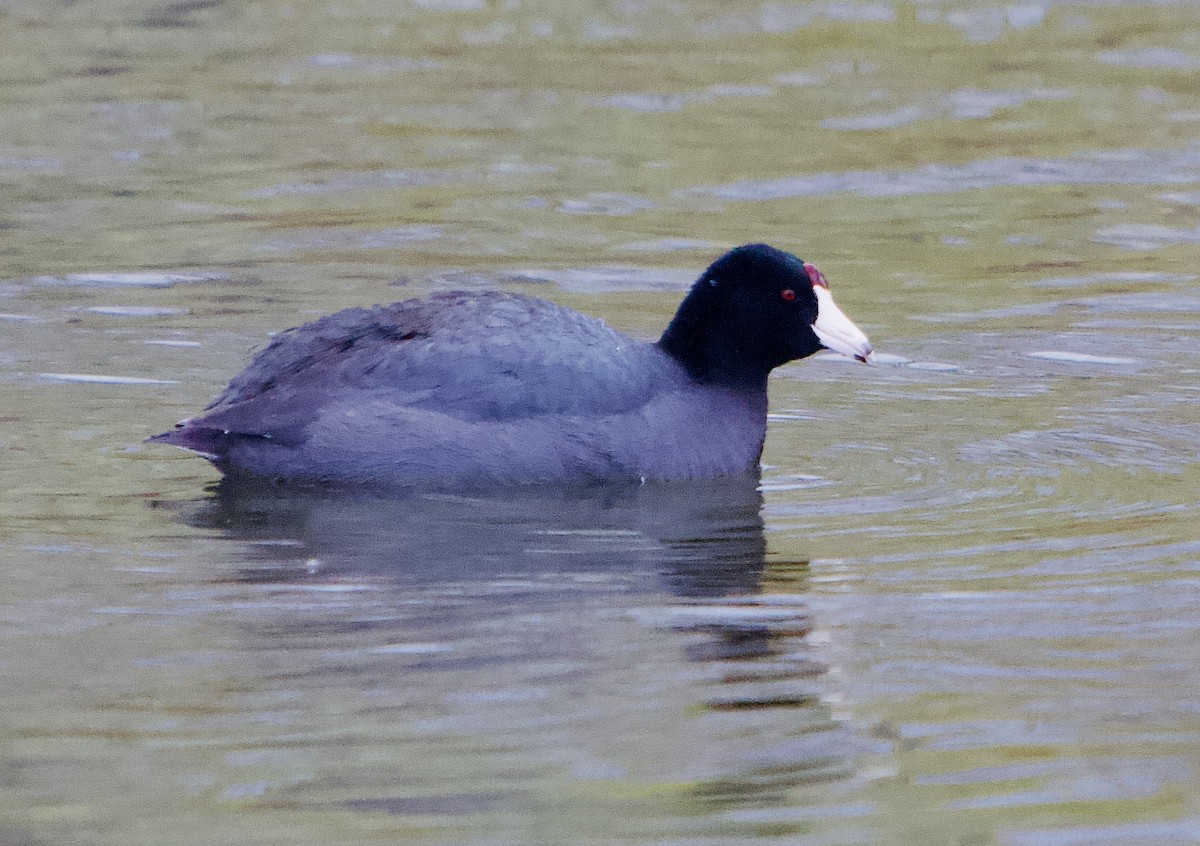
181,292,674,443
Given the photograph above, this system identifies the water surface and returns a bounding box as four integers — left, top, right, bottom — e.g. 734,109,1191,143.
2,1,1199,844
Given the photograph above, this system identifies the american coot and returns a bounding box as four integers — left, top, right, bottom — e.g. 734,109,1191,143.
152,243,874,486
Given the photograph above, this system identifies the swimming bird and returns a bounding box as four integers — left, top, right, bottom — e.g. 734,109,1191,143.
152,243,874,486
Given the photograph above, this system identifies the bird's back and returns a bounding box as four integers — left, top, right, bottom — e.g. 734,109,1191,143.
207,291,670,422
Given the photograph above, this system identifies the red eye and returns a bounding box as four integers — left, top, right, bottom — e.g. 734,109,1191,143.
781,289,796,302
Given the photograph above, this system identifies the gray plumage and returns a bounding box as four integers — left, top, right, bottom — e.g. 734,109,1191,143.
155,292,765,485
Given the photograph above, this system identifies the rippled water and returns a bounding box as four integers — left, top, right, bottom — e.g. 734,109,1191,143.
2,1,1200,844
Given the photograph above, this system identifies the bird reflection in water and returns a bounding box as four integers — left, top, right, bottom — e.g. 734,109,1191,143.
168,473,863,825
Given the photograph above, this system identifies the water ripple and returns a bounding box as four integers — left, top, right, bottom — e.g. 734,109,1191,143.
823,88,1071,131
1027,351,1140,366
508,265,695,292
1098,47,1200,70
961,420,1200,475
38,373,179,386
681,147,1200,201
1093,222,1200,250
1032,270,1194,289
251,225,444,253
558,192,655,216
307,53,442,74
247,169,473,199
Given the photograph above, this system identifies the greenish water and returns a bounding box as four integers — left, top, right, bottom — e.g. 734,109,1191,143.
2,1,1199,844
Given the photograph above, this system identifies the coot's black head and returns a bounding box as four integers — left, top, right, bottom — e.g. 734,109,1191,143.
658,243,873,389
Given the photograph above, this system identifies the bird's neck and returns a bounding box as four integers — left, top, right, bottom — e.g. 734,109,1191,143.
658,299,770,393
